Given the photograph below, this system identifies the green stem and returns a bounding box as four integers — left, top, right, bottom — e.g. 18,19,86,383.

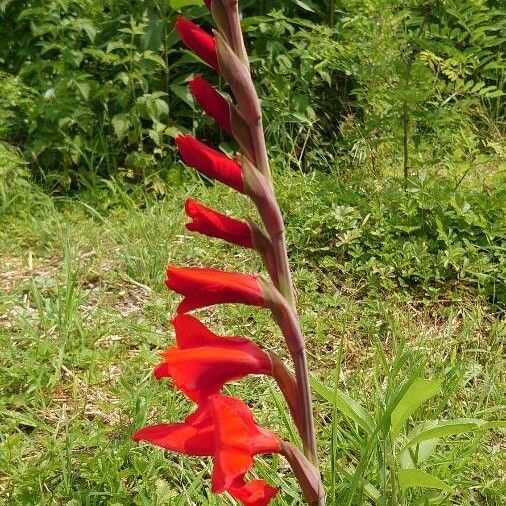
328,0,336,28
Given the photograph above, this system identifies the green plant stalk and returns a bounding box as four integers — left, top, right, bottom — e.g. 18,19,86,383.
329,0,336,28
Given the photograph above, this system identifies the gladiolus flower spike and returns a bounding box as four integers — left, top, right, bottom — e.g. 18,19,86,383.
134,1,325,504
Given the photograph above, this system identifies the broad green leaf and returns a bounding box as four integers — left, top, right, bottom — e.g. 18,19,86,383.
397,469,452,492
390,379,442,437
170,0,203,9
111,113,131,141
311,376,375,434
75,81,91,101
401,437,440,469
404,418,505,448
142,52,167,69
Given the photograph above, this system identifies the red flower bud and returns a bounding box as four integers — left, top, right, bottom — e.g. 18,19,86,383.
133,394,280,504
229,479,278,506
166,266,264,313
189,75,232,134
185,198,253,248
176,16,218,71
176,135,244,193
154,314,272,401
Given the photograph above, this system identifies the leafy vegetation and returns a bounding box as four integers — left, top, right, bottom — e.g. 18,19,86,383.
0,0,504,504
0,0,504,185
1,175,504,504
283,172,505,306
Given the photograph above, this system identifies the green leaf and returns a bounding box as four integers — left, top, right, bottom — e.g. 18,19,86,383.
142,52,167,69
390,379,442,438
311,376,375,434
111,113,131,141
397,469,452,492
401,437,440,469
405,418,506,448
75,81,91,101
169,0,203,9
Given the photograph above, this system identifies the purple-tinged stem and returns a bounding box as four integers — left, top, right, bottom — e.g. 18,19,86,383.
216,0,322,493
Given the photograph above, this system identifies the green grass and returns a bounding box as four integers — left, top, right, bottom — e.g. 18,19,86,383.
0,169,504,505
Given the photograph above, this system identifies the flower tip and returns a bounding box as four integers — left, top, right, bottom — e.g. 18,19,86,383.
175,15,185,34
131,429,143,442
175,16,218,71
165,264,177,290
175,133,188,146
175,134,196,154
184,197,197,214
189,74,204,86
175,15,186,27
153,362,169,380
230,480,279,506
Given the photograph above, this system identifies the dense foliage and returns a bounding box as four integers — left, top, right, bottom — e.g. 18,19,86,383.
0,0,504,184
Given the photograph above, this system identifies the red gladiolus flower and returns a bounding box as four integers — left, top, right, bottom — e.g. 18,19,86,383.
133,394,280,504
176,16,219,71
176,135,244,193
229,480,279,506
189,75,232,134
185,199,254,248
166,266,264,313
154,314,272,401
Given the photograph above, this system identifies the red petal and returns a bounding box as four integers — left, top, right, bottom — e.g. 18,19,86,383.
211,396,281,455
229,480,279,506
172,314,253,349
212,447,253,492
165,266,264,313
176,17,218,71
189,76,232,134
133,403,214,456
176,135,244,193
209,395,281,492
185,199,253,248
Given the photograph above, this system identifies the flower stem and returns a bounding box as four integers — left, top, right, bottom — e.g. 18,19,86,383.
273,296,318,466
222,0,322,496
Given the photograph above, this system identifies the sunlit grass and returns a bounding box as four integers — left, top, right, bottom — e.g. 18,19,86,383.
0,171,504,504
